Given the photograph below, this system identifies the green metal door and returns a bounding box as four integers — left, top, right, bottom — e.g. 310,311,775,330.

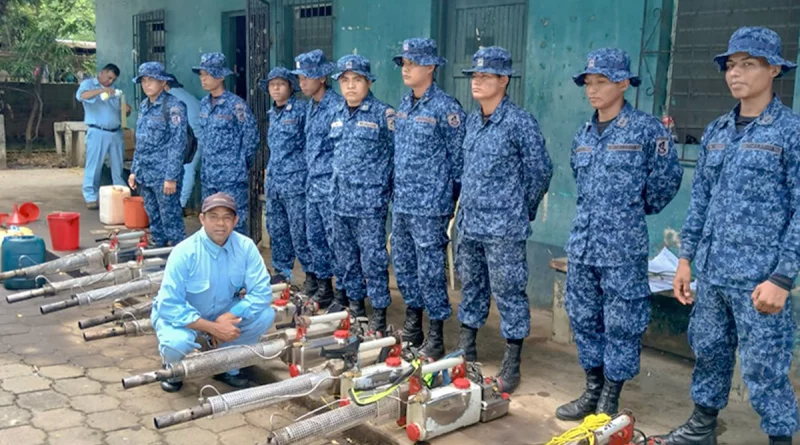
441,0,528,112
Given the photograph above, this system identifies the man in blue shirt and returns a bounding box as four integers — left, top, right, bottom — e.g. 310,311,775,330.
151,192,275,393
164,74,202,214
653,27,800,445
128,62,188,248
391,38,466,360
75,63,131,209
457,47,552,394
194,53,260,236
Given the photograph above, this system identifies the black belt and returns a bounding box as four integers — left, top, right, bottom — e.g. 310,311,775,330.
88,124,121,132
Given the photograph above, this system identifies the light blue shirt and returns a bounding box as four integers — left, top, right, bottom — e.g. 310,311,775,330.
151,229,273,328
167,87,202,134
76,77,122,129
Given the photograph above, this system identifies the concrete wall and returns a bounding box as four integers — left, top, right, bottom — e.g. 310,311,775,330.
332,0,437,107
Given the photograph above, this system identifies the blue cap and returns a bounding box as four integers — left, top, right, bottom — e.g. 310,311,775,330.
461,46,514,77
133,62,171,83
333,54,377,82
393,38,447,67
713,27,797,77
259,67,299,93
573,48,641,87
291,49,334,79
191,52,234,79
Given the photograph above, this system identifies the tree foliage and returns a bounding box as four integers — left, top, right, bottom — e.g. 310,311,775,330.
0,0,96,153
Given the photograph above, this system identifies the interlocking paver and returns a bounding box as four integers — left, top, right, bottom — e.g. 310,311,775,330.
16,390,69,411
30,408,84,431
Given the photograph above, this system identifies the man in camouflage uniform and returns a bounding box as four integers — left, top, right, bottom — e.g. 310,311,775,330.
259,68,313,290
653,27,800,445
292,50,345,309
457,47,552,393
556,48,683,421
330,55,394,334
391,38,465,360
128,62,188,247
194,53,259,236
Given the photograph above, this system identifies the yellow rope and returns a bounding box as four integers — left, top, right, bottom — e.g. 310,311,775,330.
544,413,613,445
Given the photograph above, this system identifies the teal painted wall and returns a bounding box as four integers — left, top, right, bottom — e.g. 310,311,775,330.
95,0,246,124
332,0,437,107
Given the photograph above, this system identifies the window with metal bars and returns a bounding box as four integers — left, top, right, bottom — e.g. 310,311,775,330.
666,0,799,158
284,1,334,63
132,9,166,104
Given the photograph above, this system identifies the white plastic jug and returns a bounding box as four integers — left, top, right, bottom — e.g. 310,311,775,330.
99,185,131,225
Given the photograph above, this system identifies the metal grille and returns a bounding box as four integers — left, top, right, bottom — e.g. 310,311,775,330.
442,0,528,112
667,0,800,146
291,3,334,60
246,0,271,243
132,9,166,104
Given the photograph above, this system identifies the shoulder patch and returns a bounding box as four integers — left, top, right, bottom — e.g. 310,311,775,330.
234,102,247,122
386,108,396,132
447,113,461,128
656,137,669,156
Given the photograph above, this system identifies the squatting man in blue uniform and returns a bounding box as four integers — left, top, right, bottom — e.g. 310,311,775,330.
456,47,552,393
330,55,395,334
391,38,465,360
653,27,800,445
556,49,682,422
128,62,188,248
194,53,260,236
76,63,131,210
151,192,275,393
260,68,314,291
292,50,346,309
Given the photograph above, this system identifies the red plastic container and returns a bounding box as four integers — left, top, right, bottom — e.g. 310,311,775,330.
123,197,150,229
46,212,81,251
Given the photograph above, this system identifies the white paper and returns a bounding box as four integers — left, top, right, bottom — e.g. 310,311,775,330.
648,247,697,294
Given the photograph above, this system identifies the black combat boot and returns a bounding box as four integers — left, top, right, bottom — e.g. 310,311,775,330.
595,377,624,416
555,367,604,421
328,287,350,312
416,319,445,361
770,437,792,445
457,324,478,362
649,404,719,445
402,307,424,347
369,307,387,335
304,272,320,297
312,278,334,309
496,340,523,394
348,298,367,318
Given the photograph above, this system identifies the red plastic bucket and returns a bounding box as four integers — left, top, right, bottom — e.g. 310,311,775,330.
46,212,81,251
123,197,149,229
